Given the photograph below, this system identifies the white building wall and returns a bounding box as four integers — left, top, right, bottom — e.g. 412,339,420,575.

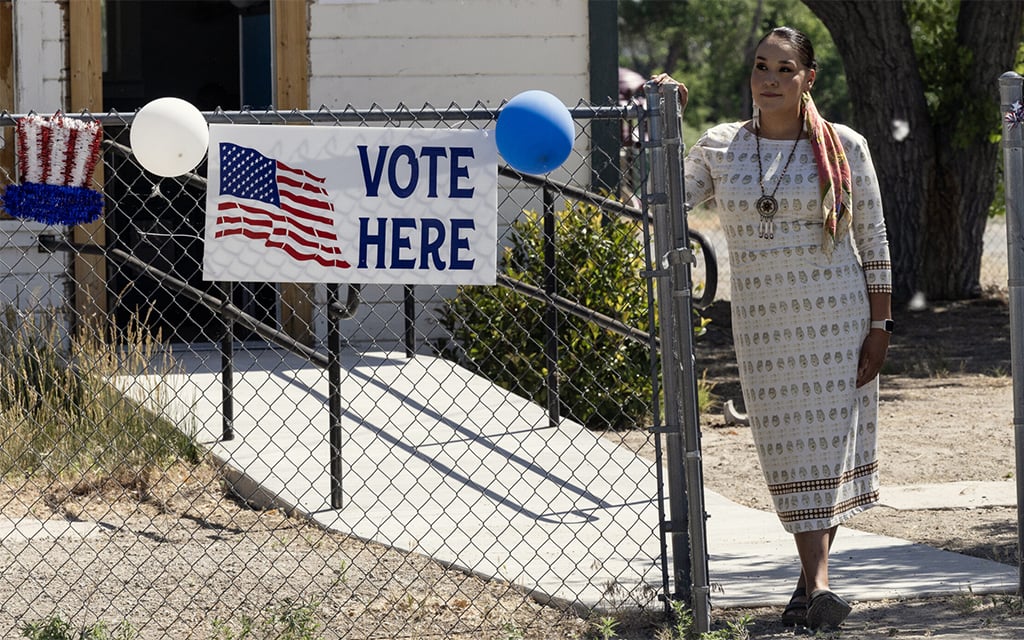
1,1,68,316
308,0,589,109
13,0,65,112
308,0,593,351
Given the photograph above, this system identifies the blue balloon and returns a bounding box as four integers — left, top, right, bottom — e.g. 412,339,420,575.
495,90,574,175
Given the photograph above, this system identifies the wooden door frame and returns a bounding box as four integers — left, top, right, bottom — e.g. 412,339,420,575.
273,0,315,346
69,0,106,327
68,0,313,342
0,1,15,191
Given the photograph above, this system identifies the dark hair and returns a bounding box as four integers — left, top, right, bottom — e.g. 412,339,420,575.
758,26,817,70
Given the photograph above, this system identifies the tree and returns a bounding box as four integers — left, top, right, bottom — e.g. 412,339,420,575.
802,0,1024,302
618,0,849,134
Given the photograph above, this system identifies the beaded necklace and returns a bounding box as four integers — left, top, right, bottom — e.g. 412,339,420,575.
754,122,802,239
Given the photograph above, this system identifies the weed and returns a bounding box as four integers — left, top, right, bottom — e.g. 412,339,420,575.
697,369,718,413
708,614,752,640
0,307,198,482
499,620,525,640
21,615,138,640
952,586,983,615
655,601,753,640
991,593,1024,615
667,599,694,639
210,597,324,639
266,598,322,639
594,615,619,639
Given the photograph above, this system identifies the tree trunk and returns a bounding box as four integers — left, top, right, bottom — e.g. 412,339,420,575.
922,0,1024,299
803,0,933,304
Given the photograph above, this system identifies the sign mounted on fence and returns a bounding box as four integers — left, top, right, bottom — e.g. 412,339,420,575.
202,124,498,285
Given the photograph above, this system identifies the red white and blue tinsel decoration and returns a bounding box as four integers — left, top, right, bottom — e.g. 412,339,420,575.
1,113,104,225
1005,101,1024,129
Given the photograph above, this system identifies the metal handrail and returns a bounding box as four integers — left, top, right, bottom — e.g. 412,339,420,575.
0,103,641,127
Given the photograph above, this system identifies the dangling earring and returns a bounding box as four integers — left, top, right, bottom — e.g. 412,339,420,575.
752,104,760,130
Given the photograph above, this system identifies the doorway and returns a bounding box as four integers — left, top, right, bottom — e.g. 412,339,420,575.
102,0,275,344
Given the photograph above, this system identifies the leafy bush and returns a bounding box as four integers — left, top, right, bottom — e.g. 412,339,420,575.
440,200,665,430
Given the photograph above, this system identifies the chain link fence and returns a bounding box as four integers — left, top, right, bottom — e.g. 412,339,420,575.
4,89,1007,638
0,100,710,639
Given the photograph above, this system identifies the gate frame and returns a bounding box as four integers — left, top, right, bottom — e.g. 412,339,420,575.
998,71,1024,596
644,81,712,632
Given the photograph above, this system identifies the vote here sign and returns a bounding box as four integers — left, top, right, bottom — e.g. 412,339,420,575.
202,124,498,285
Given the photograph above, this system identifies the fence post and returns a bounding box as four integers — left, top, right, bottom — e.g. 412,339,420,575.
999,70,1024,596
644,80,711,633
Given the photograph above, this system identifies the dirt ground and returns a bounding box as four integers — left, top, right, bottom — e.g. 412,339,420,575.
0,294,1020,639
691,293,1023,638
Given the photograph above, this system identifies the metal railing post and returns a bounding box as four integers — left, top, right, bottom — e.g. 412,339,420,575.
403,285,416,357
219,282,235,442
644,79,711,632
999,70,1024,595
328,283,344,509
543,186,561,428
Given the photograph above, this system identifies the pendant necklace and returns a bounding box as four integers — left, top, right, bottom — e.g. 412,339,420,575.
754,122,802,239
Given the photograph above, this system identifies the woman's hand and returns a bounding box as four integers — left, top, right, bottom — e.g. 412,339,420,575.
857,330,890,388
650,73,689,110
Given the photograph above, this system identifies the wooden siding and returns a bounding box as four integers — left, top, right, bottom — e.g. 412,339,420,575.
308,0,589,108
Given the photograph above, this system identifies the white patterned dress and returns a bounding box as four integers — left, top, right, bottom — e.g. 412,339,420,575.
685,121,891,534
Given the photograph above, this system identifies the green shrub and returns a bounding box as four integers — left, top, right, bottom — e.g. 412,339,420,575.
440,200,670,430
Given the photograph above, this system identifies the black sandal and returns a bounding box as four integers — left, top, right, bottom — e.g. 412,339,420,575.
806,588,852,630
780,586,808,627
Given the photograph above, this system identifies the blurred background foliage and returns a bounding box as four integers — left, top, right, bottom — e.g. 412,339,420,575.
618,0,847,148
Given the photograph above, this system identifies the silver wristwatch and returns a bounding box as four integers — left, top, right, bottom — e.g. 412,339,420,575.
870,319,894,334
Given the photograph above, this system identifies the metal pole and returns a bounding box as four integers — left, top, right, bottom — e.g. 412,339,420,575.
328,283,344,509
219,282,235,442
543,186,561,429
643,80,695,619
403,285,416,357
999,71,1024,595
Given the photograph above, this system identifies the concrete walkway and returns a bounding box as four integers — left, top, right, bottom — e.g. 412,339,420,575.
128,347,1018,612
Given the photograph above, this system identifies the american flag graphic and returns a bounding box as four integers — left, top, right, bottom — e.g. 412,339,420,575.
213,142,350,269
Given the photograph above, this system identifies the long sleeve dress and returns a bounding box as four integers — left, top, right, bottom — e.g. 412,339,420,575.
685,121,892,534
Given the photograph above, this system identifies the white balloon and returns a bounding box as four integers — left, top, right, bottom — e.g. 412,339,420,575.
130,97,209,177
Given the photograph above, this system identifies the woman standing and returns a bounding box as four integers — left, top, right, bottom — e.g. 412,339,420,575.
655,26,892,630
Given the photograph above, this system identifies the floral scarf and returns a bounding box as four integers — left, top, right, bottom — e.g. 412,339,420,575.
802,93,852,258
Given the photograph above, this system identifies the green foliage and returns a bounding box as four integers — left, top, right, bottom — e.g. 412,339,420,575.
21,615,138,640
440,201,655,430
620,0,849,145
594,615,619,639
211,598,324,640
906,0,1011,220
0,308,198,480
905,0,994,148
653,600,752,640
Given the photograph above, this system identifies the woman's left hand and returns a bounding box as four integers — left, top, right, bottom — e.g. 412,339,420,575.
650,73,689,110
857,331,890,388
